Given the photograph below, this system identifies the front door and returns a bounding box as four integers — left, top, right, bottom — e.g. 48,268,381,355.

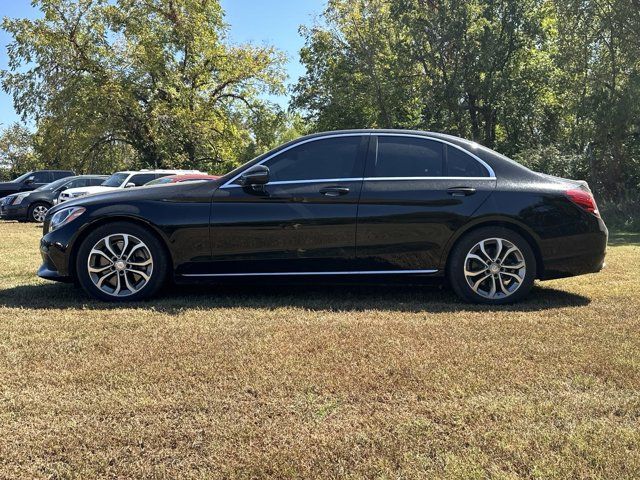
356,134,497,272
209,134,369,275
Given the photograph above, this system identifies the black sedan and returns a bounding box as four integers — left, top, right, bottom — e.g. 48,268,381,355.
1,175,107,223
37,130,607,304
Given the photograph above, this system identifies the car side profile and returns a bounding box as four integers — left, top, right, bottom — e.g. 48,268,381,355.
0,170,75,199
0,175,107,222
37,130,607,304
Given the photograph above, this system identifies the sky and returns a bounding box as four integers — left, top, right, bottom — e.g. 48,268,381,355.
0,0,326,127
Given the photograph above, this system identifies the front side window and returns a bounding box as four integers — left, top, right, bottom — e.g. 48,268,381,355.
263,136,364,182
129,173,157,186
446,146,489,177
31,171,52,184
371,137,444,178
102,173,129,187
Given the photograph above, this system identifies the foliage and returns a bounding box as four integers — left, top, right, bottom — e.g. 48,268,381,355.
293,0,640,203
2,0,287,174
0,123,41,180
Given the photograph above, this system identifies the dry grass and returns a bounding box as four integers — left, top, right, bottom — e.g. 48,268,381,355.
1,222,639,479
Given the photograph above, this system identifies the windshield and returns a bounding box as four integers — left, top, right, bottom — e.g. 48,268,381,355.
10,172,33,183
101,173,129,188
35,177,72,191
145,177,173,186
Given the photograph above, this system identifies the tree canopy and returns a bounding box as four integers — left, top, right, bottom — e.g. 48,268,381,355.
293,0,640,205
2,0,287,174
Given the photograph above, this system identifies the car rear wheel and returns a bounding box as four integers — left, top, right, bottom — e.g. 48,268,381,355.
29,202,50,223
75,222,168,301
448,227,536,304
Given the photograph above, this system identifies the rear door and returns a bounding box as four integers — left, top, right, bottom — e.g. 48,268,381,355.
208,134,369,275
355,134,496,272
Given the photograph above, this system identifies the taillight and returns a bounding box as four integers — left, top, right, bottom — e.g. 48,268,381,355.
566,189,600,217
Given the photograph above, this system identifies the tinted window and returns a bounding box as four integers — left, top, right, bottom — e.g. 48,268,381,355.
31,172,51,183
373,137,443,177
446,146,488,177
52,171,73,180
67,178,87,188
88,178,106,186
265,136,363,182
129,173,157,186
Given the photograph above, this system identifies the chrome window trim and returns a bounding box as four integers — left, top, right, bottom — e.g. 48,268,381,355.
220,131,496,189
181,269,438,277
364,176,496,181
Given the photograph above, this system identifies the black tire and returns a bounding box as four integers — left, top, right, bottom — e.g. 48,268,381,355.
75,221,169,302
447,226,537,304
28,202,51,223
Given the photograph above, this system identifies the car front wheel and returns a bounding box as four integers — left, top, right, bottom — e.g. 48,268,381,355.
29,202,50,223
448,227,536,304
75,222,168,301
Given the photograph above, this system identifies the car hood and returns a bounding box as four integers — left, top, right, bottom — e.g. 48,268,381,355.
0,182,19,189
47,177,224,215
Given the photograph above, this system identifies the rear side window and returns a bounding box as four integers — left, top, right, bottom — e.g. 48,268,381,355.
265,136,364,182
446,146,488,177
371,137,444,177
53,171,72,180
88,178,105,186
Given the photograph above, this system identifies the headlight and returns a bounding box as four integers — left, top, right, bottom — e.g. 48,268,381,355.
49,207,86,232
12,193,30,205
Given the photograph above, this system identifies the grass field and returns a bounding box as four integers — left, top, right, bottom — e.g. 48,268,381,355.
1,222,639,479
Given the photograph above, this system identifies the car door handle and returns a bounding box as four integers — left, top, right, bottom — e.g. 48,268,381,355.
319,186,350,197
446,186,476,197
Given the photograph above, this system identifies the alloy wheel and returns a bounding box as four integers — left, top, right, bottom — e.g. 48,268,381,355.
87,233,154,297
32,205,48,222
463,237,526,300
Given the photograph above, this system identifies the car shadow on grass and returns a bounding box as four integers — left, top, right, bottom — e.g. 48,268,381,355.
0,281,590,313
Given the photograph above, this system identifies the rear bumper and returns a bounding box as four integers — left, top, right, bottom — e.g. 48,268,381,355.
539,219,608,280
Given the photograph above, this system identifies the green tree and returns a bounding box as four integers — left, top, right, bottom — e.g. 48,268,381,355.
2,0,286,173
0,123,40,180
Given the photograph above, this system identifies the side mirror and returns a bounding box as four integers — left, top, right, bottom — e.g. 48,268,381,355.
125,182,136,188
24,176,34,185
239,165,270,186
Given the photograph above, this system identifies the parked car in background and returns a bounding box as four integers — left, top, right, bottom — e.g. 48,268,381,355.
0,175,107,222
144,174,220,186
57,169,205,203
0,170,75,199
37,130,607,304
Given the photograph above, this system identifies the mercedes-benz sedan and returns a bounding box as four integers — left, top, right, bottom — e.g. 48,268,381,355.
37,130,607,304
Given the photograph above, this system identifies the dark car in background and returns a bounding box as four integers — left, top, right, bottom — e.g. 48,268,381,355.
1,175,107,222
0,170,75,199
37,130,607,304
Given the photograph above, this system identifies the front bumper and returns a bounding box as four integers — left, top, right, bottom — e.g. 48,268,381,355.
37,223,76,283
0,203,28,220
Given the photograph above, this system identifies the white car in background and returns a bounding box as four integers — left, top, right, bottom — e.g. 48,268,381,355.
57,169,205,203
